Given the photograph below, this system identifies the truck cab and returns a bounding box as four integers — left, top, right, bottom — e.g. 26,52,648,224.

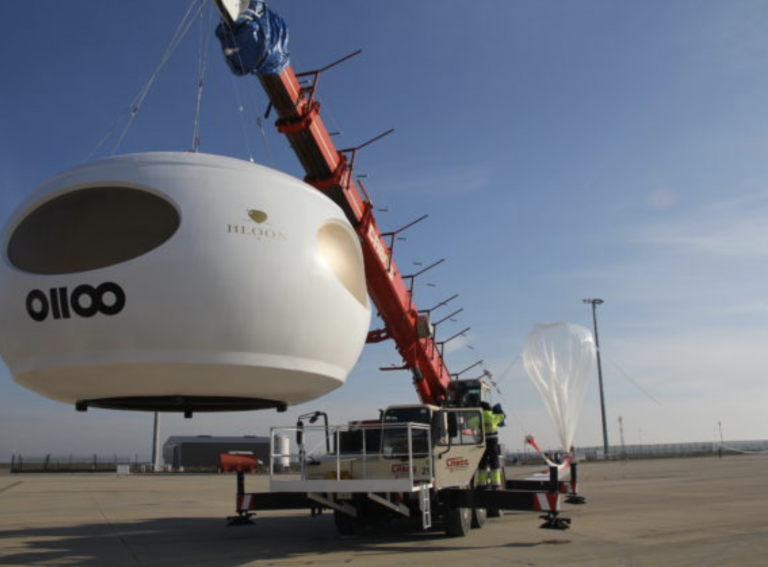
445,378,493,409
379,404,485,489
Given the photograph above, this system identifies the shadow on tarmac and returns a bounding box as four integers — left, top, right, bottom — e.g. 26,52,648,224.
0,512,549,566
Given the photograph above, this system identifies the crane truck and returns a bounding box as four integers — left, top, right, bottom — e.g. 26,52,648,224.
212,1,581,536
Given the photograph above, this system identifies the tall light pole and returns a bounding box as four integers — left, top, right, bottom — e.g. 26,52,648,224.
152,411,162,472
584,298,609,457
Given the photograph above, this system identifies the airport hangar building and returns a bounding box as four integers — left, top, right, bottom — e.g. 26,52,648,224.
163,436,272,470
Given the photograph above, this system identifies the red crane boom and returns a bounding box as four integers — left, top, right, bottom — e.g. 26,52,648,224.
212,1,459,405
258,66,453,405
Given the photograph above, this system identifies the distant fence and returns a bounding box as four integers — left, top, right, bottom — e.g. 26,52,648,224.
11,440,768,473
10,454,150,473
506,439,768,464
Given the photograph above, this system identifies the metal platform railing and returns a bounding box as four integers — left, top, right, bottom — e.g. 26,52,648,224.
269,422,434,493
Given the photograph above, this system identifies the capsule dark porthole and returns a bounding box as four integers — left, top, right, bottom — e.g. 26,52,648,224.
8,186,180,274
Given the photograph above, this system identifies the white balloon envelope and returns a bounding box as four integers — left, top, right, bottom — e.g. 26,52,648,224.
522,322,596,451
0,152,371,413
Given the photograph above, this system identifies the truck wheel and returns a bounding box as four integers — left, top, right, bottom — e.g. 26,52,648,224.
333,510,357,536
444,506,471,537
471,505,487,529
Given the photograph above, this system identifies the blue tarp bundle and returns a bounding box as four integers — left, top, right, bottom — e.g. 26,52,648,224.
215,0,290,76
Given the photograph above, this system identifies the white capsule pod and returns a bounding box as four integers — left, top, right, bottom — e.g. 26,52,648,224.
0,152,371,413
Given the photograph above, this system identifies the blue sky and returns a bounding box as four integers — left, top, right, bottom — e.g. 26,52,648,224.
2,0,768,460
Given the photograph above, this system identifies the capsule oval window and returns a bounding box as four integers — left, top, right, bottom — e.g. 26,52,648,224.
317,221,367,307
8,186,180,275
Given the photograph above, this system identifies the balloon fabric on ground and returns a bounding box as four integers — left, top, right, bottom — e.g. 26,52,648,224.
522,323,596,452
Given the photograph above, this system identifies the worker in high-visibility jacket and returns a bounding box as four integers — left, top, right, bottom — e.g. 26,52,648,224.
477,402,506,488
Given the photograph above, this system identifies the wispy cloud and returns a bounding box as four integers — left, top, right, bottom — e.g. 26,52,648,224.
533,188,768,445
648,186,679,210
636,192,768,258
564,190,768,315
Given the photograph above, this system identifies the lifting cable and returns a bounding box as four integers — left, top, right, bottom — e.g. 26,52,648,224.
84,0,206,161
217,16,275,165
191,1,215,152
256,114,276,166
226,74,257,163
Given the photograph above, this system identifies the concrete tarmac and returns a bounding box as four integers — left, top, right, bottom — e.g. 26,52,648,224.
1,455,767,566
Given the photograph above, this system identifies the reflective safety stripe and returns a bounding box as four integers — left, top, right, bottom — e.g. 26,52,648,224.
533,493,560,512
237,494,255,511
562,481,577,493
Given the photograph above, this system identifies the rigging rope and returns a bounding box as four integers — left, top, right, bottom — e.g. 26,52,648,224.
601,349,663,407
191,2,215,152
227,74,257,163
257,115,276,165
84,0,205,161
218,16,274,165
